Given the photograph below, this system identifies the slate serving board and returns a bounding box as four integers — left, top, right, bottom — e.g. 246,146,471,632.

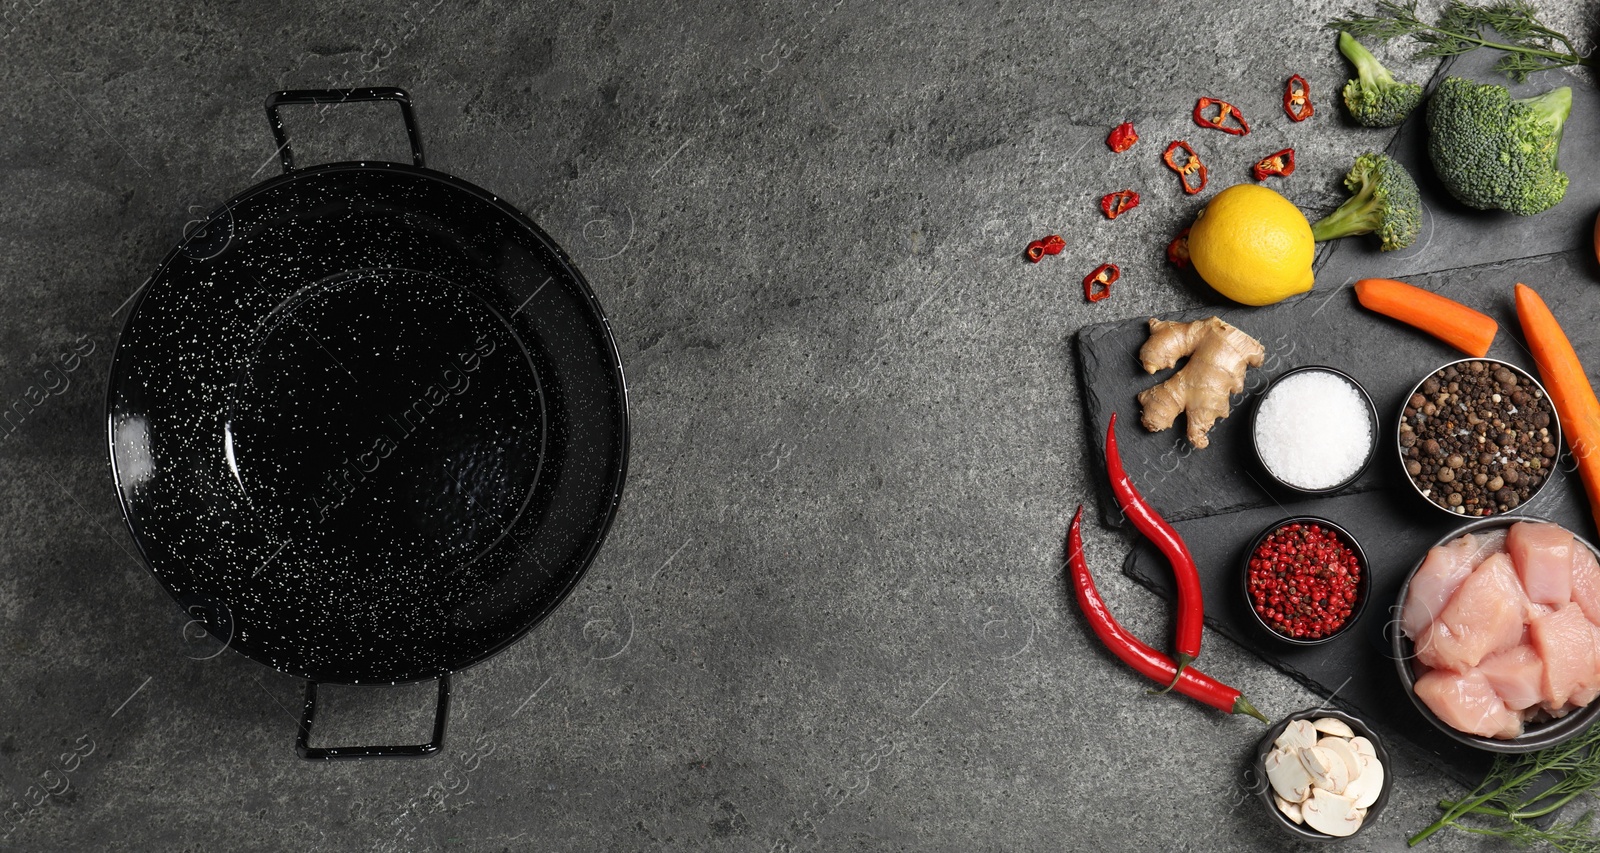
1075,47,1600,530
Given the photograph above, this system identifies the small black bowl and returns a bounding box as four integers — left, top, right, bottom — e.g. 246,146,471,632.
1252,708,1392,842
1392,515,1600,752
1250,365,1379,496
1395,357,1561,519
1242,516,1370,647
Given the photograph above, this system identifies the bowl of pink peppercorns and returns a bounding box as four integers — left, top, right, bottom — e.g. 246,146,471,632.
1242,516,1370,646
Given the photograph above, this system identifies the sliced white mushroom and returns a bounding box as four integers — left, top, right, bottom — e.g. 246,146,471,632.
1300,746,1350,795
1312,717,1357,739
1274,792,1304,824
1345,752,1385,810
1348,736,1376,759
1316,736,1363,783
1275,719,1319,752
1265,747,1315,803
1301,788,1365,837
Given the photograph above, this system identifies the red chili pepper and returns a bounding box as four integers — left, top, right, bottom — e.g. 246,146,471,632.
1024,234,1066,263
1106,122,1139,153
1252,148,1296,182
1162,141,1207,195
1166,227,1191,268
1105,412,1203,686
1193,97,1250,136
1067,506,1269,723
1100,190,1140,220
1284,75,1313,122
1083,263,1117,302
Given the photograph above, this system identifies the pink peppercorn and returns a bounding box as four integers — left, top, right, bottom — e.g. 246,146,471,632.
1247,522,1362,640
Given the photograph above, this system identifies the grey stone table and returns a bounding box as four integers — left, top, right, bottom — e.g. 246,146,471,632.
1,1,1595,850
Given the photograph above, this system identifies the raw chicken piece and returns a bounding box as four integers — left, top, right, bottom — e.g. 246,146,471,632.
1414,667,1525,739
1415,620,1462,671
1571,544,1600,627
1507,521,1575,607
1402,531,1505,639
1576,621,1600,708
1529,603,1600,709
1478,645,1545,711
1421,553,1531,670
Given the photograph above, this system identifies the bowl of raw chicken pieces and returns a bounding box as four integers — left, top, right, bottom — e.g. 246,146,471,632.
1394,516,1600,751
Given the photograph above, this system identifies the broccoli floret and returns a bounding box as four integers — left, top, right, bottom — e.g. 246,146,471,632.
1339,32,1424,128
1426,76,1571,216
1310,153,1422,252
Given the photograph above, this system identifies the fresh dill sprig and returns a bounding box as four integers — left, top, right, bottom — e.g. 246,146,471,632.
1328,1,1594,82
1458,810,1600,853
1410,722,1600,848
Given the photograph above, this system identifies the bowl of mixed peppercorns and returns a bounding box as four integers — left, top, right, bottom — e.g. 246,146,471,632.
1397,358,1560,518
1242,517,1369,646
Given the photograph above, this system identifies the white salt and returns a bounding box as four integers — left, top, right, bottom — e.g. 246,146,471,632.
1254,370,1373,490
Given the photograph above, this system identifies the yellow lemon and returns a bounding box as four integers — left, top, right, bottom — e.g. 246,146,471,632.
1187,184,1315,306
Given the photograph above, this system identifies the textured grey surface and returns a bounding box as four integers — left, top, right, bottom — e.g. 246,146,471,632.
3,1,1598,851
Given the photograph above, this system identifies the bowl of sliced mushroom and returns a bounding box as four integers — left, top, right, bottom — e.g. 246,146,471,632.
1251,709,1391,841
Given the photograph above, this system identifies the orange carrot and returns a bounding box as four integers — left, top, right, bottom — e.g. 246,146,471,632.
1354,278,1498,358
1516,282,1600,536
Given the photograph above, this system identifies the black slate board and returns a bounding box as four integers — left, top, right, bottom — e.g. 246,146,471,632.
1075,47,1600,530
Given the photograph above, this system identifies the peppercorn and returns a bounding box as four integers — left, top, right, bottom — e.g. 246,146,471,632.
1401,360,1557,516
1247,522,1362,640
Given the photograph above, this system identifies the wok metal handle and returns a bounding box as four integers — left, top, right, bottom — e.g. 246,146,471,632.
295,675,452,760
264,87,427,173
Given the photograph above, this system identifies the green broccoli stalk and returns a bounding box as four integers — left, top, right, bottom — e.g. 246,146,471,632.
1310,153,1422,251
1339,31,1425,127
1426,76,1571,216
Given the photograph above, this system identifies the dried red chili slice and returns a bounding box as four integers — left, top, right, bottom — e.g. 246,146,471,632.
1252,148,1296,182
1193,97,1249,136
1100,190,1140,220
1284,75,1313,122
1106,122,1138,153
1166,227,1191,268
1024,234,1066,263
1162,141,1207,195
1083,263,1118,302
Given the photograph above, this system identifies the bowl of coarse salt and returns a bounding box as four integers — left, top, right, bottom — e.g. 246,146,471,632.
1250,366,1379,496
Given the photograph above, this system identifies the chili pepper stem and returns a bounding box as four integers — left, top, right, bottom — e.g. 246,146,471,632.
1147,655,1192,694
1232,695,1270,724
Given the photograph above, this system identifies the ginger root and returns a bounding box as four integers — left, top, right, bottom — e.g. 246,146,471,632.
1136,317,1264,449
